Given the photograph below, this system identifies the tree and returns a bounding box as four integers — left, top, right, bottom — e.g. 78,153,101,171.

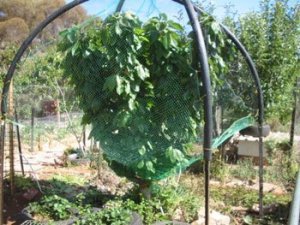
58,10,256,189
238,0,299,122
0,18,29,44
0,0,88,94
59,13,202,183
0,0,87,45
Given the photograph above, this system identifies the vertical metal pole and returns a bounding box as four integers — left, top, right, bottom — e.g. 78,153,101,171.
83,125,86,148
288,171,300,225
183,1,213,224
31,107,35,152
0,122,6,225
258,133,264,217
290,78,300,149
15,109,25,176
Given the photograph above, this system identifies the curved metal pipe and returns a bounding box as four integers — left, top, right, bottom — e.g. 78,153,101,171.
173,0,263,126
173,0,265,216
1,0,265,222
222,26,264,217
0,1,89,223
1,0,89,116
115,0,126,12
183,1,213,224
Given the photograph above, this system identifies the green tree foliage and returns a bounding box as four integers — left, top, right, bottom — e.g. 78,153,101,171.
13,47,65,116
0,44,17,87
58,11,249,181
0,0,87,101
238,0,299,121
59,13,201,180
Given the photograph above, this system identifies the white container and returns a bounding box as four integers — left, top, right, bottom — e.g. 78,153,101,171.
237,136,266,157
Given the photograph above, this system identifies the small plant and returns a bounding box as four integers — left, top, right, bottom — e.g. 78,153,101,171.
210,153,230,182
51,173,87,186
229,158,257,181
14,175,35,191
264,139,298,185
122,183,200,223
74,203,132,225
29,195,75,220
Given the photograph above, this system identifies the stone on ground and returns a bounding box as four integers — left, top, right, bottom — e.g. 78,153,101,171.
191,208,230,225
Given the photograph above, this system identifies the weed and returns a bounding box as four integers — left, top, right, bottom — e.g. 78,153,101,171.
14,175,35,191
210,155,230,182
51,173,87,186
29,195,74,220
229,159,257,181
28,181,201,224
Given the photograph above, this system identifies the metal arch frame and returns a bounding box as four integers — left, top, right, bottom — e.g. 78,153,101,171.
0,0,89,224
181,1,213,225
173,1,265,217
0,0,265,224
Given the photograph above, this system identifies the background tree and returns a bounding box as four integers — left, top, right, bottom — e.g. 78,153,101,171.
0,0,87,44
238,0,299,122
0,0,87,97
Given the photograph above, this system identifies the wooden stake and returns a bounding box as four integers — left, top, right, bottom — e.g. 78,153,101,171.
8,81,15,195
0,123,5,225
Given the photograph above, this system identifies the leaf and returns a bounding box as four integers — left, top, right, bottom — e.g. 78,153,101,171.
115,23,122,35
71,42,80,56
147,141,153,150
243,215,253,225
116,75,123,95
138,146,146,155
146,161,155,173
103,75,117,92
211,21,221,34
136,64,149,80
146,100,154,109
128,98,135,110
161,35,170,50
125,81,131,94
169,21,183,31
137,160,144,169
119,112,131,127
66,28,77,43
166,147,185,163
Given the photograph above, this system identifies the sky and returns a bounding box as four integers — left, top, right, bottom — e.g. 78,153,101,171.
66,0,298,21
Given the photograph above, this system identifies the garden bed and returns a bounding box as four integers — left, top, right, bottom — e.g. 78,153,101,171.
4,140,297,225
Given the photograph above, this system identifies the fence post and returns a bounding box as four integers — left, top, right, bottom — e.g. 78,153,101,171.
290,77,300,149
31,107,35,152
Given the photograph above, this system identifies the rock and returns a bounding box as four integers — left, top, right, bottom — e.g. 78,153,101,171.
53,218,76,225
172,208,184,221
231,206,247,212
22,188,40,201
249,182,286,194
67,153,78,161
131,212,143,225
153,221,189,225
191,208,230,225
251,203,278,214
